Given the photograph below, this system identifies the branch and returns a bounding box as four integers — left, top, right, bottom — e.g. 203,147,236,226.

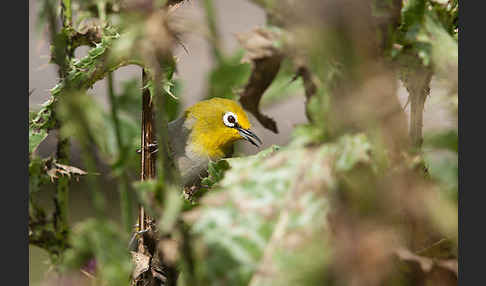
399,51,433,149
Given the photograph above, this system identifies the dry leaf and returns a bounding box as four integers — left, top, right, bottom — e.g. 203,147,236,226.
236,28,280,63
395,247,458,277
237,28,283,133
45,161,88,182
130,251,151,279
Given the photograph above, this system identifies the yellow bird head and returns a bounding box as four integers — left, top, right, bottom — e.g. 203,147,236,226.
184,97,262,159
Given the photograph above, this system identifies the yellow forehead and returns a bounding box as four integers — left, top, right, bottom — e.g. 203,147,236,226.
186,97,251,129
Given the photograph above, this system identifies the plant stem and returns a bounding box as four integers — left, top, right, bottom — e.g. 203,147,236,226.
97,0,107,24
400,54,433,150
61,0,72,27
108,73,123,147
107,72,134,233
61,97,106,217
408,73,432,149
54,138,70,254
138,69,157,237
52,0,73,259
151,67,182,286
203,0,224,63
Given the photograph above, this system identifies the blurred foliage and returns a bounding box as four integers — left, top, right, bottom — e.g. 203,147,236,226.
29,0,458,285
396,0,458,83
187,138,348,285
424,129,458,153
63,218,133,285
423,129,458,201
206,50,252,100
258,59,304,108
29,127,48,155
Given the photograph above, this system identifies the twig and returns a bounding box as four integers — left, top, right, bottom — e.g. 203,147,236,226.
139,69,156,237
400,54,433,149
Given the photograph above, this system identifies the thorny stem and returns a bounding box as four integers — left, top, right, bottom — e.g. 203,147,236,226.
53,0,73,259
29,0,66,260
54,138,70,255
133,69,165,286
138,69,157,244
134,66,184,286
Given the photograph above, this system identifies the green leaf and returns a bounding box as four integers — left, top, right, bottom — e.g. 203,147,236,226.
207,50,252,99
57,93,109,151
400,0,426,39
29,157,50,194
201,159,231,188
290,124,325,147
334,133,372,172
103,111,140,160
424,151,458,201
29,127,48,155
116,78,142,120
188,142,337,285
424,129,458,152
259,59,304,107
142,77,182,122
164,79,181,122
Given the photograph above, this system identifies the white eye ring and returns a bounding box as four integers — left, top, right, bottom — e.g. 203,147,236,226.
223,112,238,127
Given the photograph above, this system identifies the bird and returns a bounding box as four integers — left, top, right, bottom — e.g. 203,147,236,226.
130,97,260,250
166,97,262,188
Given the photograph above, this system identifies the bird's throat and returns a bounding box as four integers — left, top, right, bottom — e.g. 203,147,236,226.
189,131,237,160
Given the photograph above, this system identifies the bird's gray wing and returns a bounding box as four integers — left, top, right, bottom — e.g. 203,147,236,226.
168,116,209,187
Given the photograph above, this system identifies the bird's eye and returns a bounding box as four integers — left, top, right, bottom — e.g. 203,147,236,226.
223,112,238,127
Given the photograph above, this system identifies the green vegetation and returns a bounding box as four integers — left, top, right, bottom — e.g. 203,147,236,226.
29,0,458,285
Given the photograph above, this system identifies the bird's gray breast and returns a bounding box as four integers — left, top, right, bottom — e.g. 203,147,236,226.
168,116,209,187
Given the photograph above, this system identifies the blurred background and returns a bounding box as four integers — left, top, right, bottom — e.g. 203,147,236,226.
29,0,457,284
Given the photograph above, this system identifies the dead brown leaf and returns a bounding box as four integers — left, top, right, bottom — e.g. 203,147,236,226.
237,28,283,133
236,28,280,63
130,251,151,280
45,161,88,182
395,247,458,277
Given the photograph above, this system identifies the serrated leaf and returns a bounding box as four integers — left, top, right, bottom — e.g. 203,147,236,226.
188,141,340,285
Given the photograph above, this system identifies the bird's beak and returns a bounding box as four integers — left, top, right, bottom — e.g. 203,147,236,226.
237,127,262,147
